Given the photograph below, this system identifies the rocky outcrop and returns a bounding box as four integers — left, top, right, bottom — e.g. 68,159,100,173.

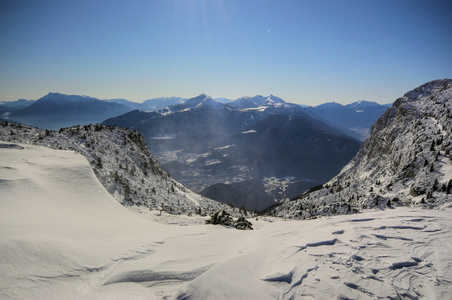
233,217,253,230
205,210,234,226
206,210,253,230
271,79,452,219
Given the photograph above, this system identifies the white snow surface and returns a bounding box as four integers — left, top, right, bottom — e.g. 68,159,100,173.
150,134,176,140
241,129,257,134
2,142,452,299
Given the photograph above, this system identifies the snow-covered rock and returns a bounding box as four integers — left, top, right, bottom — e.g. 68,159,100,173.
0,122,241,216
272,79,452,219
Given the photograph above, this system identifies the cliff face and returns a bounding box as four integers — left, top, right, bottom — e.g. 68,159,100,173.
272,79,452,219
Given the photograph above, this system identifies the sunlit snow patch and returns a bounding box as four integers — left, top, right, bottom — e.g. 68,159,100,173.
214,144,235,151
204,159,222,166
151,134,176,140
242,130,257,134
157,150,183,163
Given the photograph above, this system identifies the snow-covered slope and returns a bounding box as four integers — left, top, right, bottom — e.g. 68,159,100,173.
1,143,451,299
177,209,452,299
0,142,165,298
0,122,238,216
271,79,452,219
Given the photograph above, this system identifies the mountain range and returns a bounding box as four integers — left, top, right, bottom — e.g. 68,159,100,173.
103,94,362,210
1,93,388,139
303,101,392,141
1,92,390,210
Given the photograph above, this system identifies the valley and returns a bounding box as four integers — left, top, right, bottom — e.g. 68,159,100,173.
103,95,364,209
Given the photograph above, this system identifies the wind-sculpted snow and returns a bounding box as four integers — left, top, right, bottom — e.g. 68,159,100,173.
1,143,451,299
0,122,240,216
272,79,452,219
103,266,211,285
176,209,452,299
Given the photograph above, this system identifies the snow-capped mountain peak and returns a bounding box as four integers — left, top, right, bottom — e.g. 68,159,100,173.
228,94,289,110
168,94,222,111
266,94,286,103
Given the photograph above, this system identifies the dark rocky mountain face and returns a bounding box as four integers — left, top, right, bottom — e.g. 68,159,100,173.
103,95,361,210
303,101,390,141
1,93,134,130
271,79,452,219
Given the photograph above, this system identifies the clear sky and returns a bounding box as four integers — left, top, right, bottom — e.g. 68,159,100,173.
1,0,451,105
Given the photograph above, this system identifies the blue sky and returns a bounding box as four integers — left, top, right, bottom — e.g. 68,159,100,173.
1,0,451,105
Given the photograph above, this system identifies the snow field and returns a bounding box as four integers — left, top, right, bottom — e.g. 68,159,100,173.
1,142,451,299
0,142,166,298
179,210,452,299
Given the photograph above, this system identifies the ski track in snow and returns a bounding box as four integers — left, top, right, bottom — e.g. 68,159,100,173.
1,142,452,299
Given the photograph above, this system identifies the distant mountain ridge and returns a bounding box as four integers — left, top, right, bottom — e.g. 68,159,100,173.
0,94,191,130
270,79,452,218
140,97,187,110
0,99,36,117
0,99,35,109
1,92,389,141
1,93,135,130
303,100,390,141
